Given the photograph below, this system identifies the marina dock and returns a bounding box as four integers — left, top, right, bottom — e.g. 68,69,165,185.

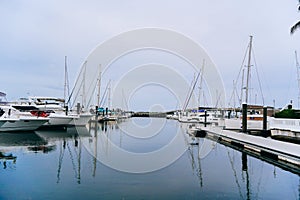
200,125,300,174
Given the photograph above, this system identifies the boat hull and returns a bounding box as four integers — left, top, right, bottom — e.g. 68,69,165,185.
0,118,48,132
224,118,267,131
69,114,93,126
42,114,73,127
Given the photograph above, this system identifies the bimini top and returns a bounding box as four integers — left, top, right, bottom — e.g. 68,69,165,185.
0,92,6,97
29,97,65,103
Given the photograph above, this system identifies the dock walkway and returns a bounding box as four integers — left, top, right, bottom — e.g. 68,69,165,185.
201,126,300,172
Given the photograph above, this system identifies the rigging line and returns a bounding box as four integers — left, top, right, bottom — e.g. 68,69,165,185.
100,80,111,107
67,61,87,106
227,149,245,200
229,80,241,109
69,80,84,109
214,90,222,108
86,68,101,109
86,69,101,109
56,141,65,183
67,142,78,179
198,63,205,106
180,125,196,175
252,48,265,105
254,162,264,200
122,89,129,110
228,80,236,107
231,44,250,106
183,60,204,111
197,138,203,188
183,76,196,111
100,89,108,108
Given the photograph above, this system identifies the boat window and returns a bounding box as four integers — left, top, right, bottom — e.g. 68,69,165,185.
0,108,4,117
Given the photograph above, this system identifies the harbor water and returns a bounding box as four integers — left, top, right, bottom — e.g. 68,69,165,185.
0,118,299,200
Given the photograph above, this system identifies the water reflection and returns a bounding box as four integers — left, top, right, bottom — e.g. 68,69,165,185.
36,127,91,184
188,138,204,188
183,121,300,200
0,131,48,170
0,119,299,199
0,152,16,169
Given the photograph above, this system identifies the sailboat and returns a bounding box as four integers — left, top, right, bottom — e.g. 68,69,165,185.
178,60,209,123
62,57,93,126
224,36,269,131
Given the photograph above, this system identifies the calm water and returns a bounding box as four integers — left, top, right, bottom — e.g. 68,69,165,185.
0,118,299,200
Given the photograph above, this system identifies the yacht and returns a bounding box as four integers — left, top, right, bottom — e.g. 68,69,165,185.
178,110,220,124
11,97,91,127
0,106,49,132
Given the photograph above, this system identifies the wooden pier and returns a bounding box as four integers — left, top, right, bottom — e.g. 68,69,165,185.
199,126,300,174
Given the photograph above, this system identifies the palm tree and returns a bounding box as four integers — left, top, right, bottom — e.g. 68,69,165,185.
291,0,300,34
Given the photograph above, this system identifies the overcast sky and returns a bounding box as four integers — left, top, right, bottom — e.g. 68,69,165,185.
1,0,300,110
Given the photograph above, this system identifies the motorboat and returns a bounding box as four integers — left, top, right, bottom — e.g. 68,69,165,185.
10,97,92,127
0,106,49,132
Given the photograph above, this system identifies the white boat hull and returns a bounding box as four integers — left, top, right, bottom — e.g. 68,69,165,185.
0,118,48,132
224,118,267,130
69,114,93,126
42,114,73,127
270,129,300,138
270,118,300,139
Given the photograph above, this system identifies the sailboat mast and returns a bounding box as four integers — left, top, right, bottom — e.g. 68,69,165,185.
245,35,253,104
295,51,300,108
108,81,111,109
182,60,205,111
240,68,245,105
97,64,102,107
198,63,205,107
64,56,68,107
82,61,87,110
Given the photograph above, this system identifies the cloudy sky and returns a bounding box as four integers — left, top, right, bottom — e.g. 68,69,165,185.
1,0,300,110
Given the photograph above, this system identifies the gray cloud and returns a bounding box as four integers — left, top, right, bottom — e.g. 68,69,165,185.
1,0,300,108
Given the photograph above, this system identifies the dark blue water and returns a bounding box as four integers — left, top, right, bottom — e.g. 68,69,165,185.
0,118,299,200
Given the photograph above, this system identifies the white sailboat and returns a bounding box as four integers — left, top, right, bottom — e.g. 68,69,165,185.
178,60,206,123
224,36,268,131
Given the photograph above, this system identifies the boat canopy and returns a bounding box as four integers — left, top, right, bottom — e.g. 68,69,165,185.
0,92,6,97
29,97,65,103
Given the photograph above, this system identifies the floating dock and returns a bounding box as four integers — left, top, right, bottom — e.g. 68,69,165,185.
200,126,300,174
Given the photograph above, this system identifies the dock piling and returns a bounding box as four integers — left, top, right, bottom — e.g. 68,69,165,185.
204,110,207,127
242,103,247,133
263,106,267,131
